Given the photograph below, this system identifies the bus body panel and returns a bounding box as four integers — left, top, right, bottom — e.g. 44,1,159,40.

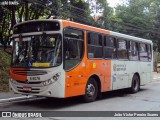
111,60,130,90
65,58,87,97
10,65,66,98
111,60,153,90
9,19,153,99
65,59,112,98
63,21,111,97
10,68,27,81
139,61,152,85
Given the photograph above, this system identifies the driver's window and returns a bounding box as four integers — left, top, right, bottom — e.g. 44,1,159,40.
63,28,84,71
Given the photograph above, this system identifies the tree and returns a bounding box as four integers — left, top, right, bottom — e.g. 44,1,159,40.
60,0,92,24
0,0,93,47
87,0,113,28
151,0,160,51
0,0,58,47
114,0,160,51
1,0,160,52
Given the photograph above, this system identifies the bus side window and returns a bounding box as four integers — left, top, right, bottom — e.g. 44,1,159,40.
128,41,139,61
104,36,117,59
147,44,152,61
139,43,148,61
63,28,84,71
87,32,103,58
117,38,128,59
63,38,68,52
64,38,75,59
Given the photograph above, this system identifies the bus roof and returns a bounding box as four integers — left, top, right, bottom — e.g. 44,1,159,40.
14,19,60,27
109,31,152,44
14,19,153,44
63,20,152,44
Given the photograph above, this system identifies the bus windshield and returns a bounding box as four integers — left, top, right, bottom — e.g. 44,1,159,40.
11,34,62,68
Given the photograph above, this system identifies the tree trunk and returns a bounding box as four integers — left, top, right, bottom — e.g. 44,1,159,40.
153,50,158,72
0,32,3,45
25,1,29,21
11,9,16,29
0,15,7,45
19,6,24,22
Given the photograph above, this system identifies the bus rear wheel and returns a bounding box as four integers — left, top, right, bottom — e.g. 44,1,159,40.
130,74,140,93
83,78,98,102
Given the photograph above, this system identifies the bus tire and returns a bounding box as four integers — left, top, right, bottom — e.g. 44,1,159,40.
83,78,98,102
130,74,140,93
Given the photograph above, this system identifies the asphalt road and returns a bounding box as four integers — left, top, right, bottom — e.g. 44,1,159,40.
0,78,160,120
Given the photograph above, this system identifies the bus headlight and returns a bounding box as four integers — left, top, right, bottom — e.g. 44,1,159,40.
43,73,61,86
43,79,52,86
52,73,61,81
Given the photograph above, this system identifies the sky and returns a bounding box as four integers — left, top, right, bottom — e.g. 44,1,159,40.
107,0,123,8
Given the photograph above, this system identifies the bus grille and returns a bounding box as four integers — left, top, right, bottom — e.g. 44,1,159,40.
13,70,47,76
16,81,42,84
17,86,40,94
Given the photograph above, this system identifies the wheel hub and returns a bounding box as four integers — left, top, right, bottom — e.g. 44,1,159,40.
86,84,95,97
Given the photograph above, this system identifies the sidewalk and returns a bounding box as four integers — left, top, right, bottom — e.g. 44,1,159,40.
0,92,22,99
153,72,160,78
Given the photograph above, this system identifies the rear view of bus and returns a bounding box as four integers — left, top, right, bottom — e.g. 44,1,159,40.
9,20,65,98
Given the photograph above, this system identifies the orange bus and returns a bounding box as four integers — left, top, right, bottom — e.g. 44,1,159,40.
9,19,153,102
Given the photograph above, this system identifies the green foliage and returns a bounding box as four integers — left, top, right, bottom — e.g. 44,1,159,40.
114,0,160,50
1,0,160,52
0,49,11,92
0,50,11,66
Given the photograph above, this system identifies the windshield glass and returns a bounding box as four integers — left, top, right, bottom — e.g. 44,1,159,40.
12,34,62,68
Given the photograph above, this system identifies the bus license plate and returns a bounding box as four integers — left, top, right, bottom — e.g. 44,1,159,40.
22,86,32,92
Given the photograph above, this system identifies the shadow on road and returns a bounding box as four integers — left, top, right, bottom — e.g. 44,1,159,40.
15,96,85,110
101,88,148,99
14,88,149,110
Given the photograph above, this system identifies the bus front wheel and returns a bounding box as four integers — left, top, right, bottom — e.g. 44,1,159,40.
83,78,98,102
130,74,140,93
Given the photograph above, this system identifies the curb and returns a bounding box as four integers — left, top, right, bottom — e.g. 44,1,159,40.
153,77,160,79
0,95,36,103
